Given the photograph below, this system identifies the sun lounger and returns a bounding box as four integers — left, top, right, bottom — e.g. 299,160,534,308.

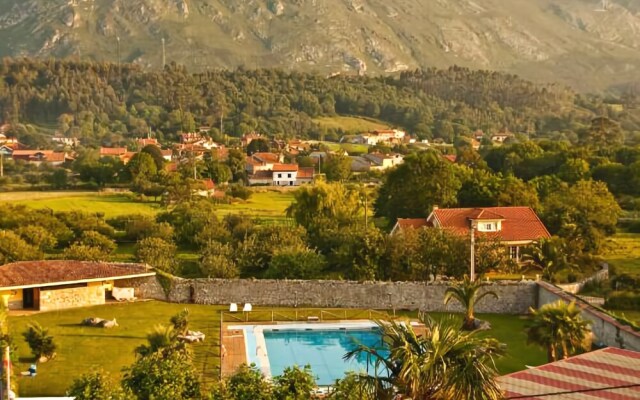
229,303,238,312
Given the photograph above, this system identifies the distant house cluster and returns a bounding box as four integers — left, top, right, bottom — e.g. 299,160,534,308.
348,129,407,145
246,152,314,186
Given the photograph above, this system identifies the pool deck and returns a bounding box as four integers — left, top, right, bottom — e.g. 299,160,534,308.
221,319,426,378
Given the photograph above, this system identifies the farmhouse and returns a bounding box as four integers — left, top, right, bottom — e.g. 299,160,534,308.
392,206,551,260
0,261,155,312
11,150,70,166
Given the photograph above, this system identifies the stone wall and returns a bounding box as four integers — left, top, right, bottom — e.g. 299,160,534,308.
131,276,538,314
556,264,609,294
39,283,105,312
538,282,640,352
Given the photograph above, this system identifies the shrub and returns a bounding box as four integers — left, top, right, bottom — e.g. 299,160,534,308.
605,291,640,310
22,322,56,361
229,184,252,200
66,371,127,400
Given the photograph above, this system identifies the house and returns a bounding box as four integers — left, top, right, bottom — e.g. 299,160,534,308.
247,170,273,186
99,147,128,158
11,150,69,166
136,138,159,147
391,206,550,260
498,347,640,399
353,129,406,145
272,164,298,186
180,132,204,144
241,132,263,147
363,153,404,170
246,152,283,174
52,135,79,147
0,261,155,312
161,149,173,161
470,138,481,150
0,134,20,146
297,167,315,184
195,179,216,197
491,131,514,143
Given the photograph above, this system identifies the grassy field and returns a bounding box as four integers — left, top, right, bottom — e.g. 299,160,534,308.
9,302,545,397
0,192,160,218
604,232,640,278
312,116,390,134
0,190,295,222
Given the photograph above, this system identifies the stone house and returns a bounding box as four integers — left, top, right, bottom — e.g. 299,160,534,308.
0,261,155,312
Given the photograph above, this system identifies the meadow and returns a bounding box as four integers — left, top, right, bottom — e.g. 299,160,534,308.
9,301,546,397
604,231,640,278
312,116,390,134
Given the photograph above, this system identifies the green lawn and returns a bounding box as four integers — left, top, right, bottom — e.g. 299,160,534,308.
605,232,640,278
312,116,390,133
9,302,544,397
0,192,160,218
10,301,226,397
320,141,370,155
214,190,294,223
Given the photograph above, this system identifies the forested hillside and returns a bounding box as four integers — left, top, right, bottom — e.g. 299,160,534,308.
1,59,638,148
1,0,639,91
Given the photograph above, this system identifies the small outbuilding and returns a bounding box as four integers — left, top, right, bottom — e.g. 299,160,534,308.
0,261,155,312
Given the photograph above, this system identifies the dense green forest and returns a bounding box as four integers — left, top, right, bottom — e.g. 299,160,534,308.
0,58,638,147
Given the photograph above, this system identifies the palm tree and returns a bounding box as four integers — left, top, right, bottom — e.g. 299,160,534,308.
344,316,505,400
444,275,498,330
526,300,591,362
135,324,183,357
522,237,571,282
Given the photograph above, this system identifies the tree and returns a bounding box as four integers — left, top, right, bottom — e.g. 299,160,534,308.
206,161,232,184
211,363,273,400
328,373,376,400
246,138,270,155
0,230,43,263
66,371,127,400
45,169,69,189
344,316,504,400
542,180,620,252
443,276,499,330
135,237,178,273
375,151,461,222
266,247,326,279
76,230,116,254
62,244,109,262
273,365,316,400
199,241,239,278
526,300,591,362
580,117,624,148
521,237,571,282
23,322,57,361
141,144,166,170
323,154,352,182
15,225,58,251
122,346,200,400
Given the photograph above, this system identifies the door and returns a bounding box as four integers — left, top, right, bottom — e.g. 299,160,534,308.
23,288,34,309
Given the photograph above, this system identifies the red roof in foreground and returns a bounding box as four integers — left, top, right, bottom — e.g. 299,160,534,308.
499,347,640,399
0,261,155,289
297,167,315,179
273,163,298,172
430,207,550,242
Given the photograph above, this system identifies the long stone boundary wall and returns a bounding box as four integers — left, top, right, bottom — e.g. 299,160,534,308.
119,276,538,314
537,281,640,352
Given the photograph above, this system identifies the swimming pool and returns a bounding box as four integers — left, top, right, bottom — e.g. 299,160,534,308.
230,321,388,386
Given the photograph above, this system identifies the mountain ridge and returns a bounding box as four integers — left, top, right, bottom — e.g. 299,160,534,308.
0,0,639,92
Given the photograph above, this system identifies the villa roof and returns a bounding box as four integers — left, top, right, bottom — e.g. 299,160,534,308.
99,147,127,156
297,167,315,179
395,218,430,230
429,207,551,242
0,261,155,290
499,347,640,399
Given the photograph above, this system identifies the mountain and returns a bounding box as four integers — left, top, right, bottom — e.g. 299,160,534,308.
0,0,639,92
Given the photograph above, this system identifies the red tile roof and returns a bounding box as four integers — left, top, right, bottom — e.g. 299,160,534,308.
12,150,54,156
0,261,155,289
499,347,640,399
137,138,159,146
297,167,315,179
442,154,457,163
429,207,550,242
273,163,298,172
252,152,280,164
100,147,127,156
201,179,215,190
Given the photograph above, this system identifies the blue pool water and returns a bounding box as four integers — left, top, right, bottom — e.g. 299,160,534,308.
263,328,386,386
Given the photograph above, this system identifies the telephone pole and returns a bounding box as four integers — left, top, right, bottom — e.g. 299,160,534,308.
116,35,121,71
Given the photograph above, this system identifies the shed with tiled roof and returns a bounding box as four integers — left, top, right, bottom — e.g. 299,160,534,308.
0,261,155,312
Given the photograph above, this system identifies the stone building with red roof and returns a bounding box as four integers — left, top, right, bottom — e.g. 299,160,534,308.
0,261,155,311
392,206,550,260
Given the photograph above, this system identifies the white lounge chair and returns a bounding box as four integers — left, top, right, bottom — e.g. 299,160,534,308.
243,303,252,312
229,303,238,312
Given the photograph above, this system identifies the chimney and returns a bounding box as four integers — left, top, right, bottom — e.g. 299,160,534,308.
432,205,439,212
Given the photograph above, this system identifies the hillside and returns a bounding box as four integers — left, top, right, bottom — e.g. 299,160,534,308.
0,0,639,92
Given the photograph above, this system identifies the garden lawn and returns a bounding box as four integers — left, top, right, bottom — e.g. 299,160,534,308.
9,303,544,397
10,301,225,397
0,192,160,218
605,232,640,278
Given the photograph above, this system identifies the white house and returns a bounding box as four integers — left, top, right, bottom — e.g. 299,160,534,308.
364,153,404,170
272,164,298,186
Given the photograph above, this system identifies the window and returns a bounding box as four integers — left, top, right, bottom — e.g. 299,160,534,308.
509,246,519,260
478,222,495,232
484,223,494,231
288,173,292,178
277,173,282,178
